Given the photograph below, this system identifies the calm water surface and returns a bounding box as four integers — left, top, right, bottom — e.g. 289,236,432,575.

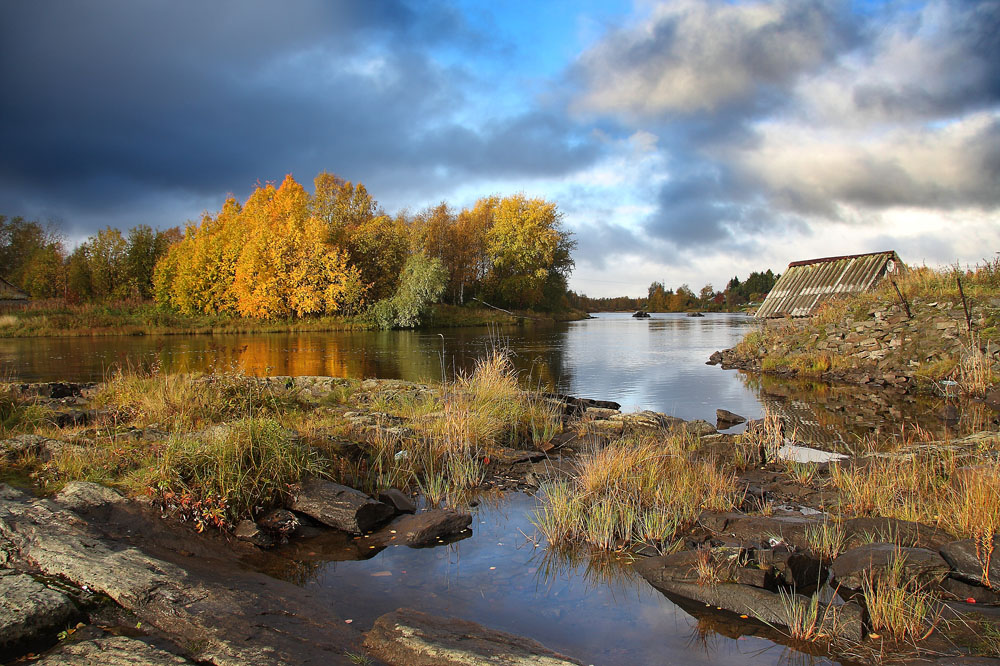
0,313,762,425
268,493,830,666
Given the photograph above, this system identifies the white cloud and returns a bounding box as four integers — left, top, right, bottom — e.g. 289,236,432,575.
574,0,839,116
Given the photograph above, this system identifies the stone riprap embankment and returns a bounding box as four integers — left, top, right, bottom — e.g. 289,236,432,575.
710,297,999,393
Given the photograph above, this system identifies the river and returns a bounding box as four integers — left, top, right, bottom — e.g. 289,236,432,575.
2,312,980,664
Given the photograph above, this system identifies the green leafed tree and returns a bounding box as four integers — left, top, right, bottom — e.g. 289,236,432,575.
370,253,447,329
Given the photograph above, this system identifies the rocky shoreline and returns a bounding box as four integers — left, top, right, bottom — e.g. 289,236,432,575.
709,297,1000,399
2,378,1000,664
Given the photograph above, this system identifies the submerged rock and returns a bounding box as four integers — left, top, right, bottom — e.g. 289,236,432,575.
375,510,472,547
290,478,394,535
364,607,583,665
634,567,863,643
716,409,747,429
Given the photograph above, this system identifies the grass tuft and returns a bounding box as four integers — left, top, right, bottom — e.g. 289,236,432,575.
862,551,942,642
533,433,739,550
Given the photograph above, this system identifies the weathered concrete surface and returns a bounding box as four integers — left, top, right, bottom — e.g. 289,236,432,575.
0,484,371,665
0,570,78,650
290,478,395,534
363,607,583,665
34,635,194,665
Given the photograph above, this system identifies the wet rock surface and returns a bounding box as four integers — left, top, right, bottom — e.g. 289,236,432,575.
363,607,583,665
373,509,473,547
33,635,194,665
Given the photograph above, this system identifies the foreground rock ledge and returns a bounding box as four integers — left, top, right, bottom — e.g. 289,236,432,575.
363,607,583,666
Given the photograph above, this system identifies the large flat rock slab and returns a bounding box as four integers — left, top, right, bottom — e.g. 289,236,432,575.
831,543,949,590
941,536,1000,589
364,607,583,665
0,484,367,665
34,635,194,665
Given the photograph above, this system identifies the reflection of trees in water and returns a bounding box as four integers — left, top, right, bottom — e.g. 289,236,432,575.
741,371,994,451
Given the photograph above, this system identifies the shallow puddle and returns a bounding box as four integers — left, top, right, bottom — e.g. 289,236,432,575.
269,493,842,665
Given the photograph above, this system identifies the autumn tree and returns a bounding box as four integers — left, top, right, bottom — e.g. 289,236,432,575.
156,175,366,319
311,172,403,300
88,227,128,300
483,194,574,309
646,281,669,312
0,216,65,297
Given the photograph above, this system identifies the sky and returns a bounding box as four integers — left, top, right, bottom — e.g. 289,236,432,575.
1,0,998,298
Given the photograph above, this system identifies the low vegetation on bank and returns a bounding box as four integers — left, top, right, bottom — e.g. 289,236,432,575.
724,259,1000,394
0,299,584,338
2,349,562,527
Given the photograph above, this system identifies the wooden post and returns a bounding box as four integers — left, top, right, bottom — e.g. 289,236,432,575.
890,278,911,319
957,275,972,334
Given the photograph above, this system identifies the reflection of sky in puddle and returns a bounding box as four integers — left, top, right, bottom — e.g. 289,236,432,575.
272,493,838,665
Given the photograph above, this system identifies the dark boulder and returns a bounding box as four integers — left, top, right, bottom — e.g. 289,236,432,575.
233,520,274,548
716,409,747,429
378,488,417,515
940,576,1000,605
831,543,949,590
257,508,300,537
290,479,394,534
940,537,1000,589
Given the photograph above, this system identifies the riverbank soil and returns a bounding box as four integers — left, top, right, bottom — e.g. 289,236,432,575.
2,372,1000,664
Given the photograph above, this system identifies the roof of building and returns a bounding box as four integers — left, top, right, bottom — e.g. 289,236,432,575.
755,250,902,318
0,276,29,300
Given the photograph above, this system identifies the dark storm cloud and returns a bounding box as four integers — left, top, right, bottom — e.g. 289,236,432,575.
0,0,603,232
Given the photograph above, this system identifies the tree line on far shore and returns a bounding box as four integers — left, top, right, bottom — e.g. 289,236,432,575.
1,172,575,327
567,270,779,313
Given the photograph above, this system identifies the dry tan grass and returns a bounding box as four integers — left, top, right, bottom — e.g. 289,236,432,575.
534,433,739,550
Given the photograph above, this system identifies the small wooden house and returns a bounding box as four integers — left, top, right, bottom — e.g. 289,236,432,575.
0,276,29,303
755,251,903,318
